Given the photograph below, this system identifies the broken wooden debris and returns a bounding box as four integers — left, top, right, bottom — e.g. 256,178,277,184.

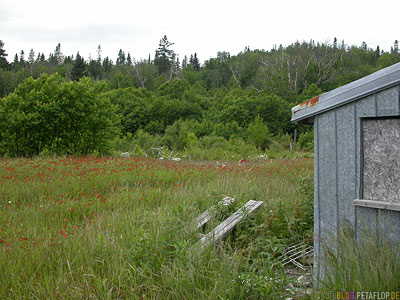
194,196,235,230
192,199,264,251
278,242,313,270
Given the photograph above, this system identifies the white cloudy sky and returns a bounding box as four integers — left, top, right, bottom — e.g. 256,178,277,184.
1,0,399,63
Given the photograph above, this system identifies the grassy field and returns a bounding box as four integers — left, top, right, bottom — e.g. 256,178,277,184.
0,156,314,299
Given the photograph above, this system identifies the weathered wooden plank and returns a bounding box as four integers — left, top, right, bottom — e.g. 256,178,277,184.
354,199,400,212
194,196,235,229
193,200,263,251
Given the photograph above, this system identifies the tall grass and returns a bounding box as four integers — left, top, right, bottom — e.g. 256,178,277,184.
318,226,400,293
0,156,313,299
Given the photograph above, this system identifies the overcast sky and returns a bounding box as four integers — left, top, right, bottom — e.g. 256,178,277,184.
1,0,399,63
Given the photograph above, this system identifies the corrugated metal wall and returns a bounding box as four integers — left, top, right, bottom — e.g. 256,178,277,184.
314,85,400,279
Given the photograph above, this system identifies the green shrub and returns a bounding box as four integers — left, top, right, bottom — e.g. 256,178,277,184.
297,129,314,151
133,129,158,151
246,115,271,150
0,74,120,156
163,119,197,151
198,135,229,149
227,135,259,157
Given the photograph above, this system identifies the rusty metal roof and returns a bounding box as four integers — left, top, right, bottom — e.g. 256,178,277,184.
291,62,400,124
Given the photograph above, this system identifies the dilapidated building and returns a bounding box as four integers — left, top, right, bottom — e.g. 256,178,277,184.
291,62,400,279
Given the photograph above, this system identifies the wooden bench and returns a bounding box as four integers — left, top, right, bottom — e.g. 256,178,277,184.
192,199,264,251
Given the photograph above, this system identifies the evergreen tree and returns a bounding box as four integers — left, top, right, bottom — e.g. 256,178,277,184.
341,39,345,50
0,40,9,69
376,46,381,58
97,45,102,62
48,53,56,69
393,40,399,54
19,50,25,66
28,49,35,64
116,49,126,65
127,52,132,66
88,57,102,80
28,49,35,75
361,41,368,51
54,43,63,64
63,56,73,64
13,54,19,70
154,35,176,75
102,56,113,77
189,53,200,71
182,55,188,69
71,52,87,81
174,57,181,73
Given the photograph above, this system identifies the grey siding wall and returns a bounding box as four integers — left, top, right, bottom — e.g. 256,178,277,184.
336,103,356,226
314,85,400,278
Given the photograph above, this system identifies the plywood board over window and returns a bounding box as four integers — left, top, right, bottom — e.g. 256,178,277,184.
354,117,400,210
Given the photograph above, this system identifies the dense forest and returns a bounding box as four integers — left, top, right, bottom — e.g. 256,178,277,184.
0,37,399,157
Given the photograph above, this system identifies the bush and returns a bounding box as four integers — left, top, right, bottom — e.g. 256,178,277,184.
198,135,229,149
0,74,120,156
163,119,196,151
131,129,164,157
227,135,259,157
246,115,271,150
297,130,314,151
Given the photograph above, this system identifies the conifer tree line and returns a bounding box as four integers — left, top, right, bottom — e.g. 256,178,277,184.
0,36,399,156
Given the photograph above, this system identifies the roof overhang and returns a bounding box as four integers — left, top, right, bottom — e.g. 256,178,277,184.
291,62,400,125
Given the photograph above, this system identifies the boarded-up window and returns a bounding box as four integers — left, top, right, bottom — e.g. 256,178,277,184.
362,118,400,203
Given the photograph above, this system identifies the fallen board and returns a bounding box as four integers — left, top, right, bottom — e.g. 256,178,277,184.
194,196,235,230
192,200,263,251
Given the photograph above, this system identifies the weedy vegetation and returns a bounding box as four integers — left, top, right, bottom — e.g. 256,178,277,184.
318,226,400,294
0,156,314,299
